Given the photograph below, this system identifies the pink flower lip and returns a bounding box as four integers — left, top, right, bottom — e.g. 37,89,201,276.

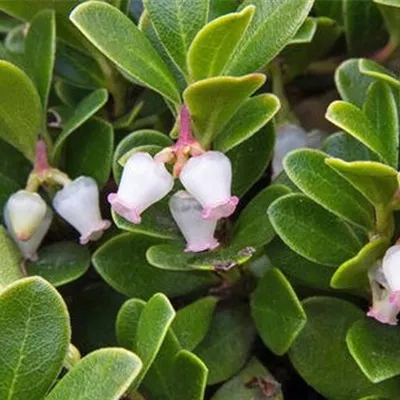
79,219,111,245
389,291,400,307
201,196,239,220
367,307,398,326
108,193,141,224
184,238,220,253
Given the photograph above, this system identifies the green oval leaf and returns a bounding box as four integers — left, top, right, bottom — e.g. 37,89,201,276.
0,60,42,161
251,267,307,355
359,58,400,89
27,241,90,287
268,193,362,266
284,149,375,230
289,17,317,44
0,277,70,400
188,6,255,81
46,348,142,400
70,1,181,103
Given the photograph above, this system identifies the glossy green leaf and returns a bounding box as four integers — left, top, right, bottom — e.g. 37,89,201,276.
27,241,90,287
116,298,146,350
268,193,362,266
289,297,400,400
266,237,334,290
375,1,400,44
93,233,218,299
289,17,317,44
347,318,400,383
25,10,56,109
0,60,42,161
144,0,209,74
251,268,306,355
284,149,374,230
211,357,283,400
70,1,181,103
131,293,175,390
326,100,395,167
54,80,92,108
374,0,400,5
64,117,114,187
326,159,398,207
46,348,142,400
209,0,239,20
335,59,376,108
232,185,290,249
195,306,256,384
331,237,390,289
0,277,70,400
224,0,314,75
214,93,280,153
359,58,400,89
184,73,265,147
229,123,275,197
172,296,218,351
0,226,23,291
188,6,255,81
52,88,108,162
113,129,173,183
170,350,208,400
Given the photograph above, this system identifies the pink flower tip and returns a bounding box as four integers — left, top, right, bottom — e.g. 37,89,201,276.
108,193,141,224
79,219,111,245
184,238,219,253
202,196,239,220
389,291,400,307
367,307,398,326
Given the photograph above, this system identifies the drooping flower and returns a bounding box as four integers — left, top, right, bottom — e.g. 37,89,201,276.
382,244,400,306
53,176,110,244
4,190,47,241
108,152,174,224
169,191,219,253
5,206,53,261
367,261,400,325
179,151,238,220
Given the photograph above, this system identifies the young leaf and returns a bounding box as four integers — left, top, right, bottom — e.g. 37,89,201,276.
289,297,400,399
92,233,218,299
251,268,307,355
347,319,400,383
64,117,114,187
268,193,362,266
232,184,290,249
46,348,142,400
188,6,255,81
359,58,400,89
326,159,398,207
213,93,280,153
284,149,375,230
172,296,218,351
27,241,90,287
195,306,256,384
25,10,56,110
144,0,210,74
52,88,108,162
330,237,390,289
131,293,175,390
326,100,395,167
184,74,265,148
0,277,70,400
70,1,181,103
0,226,23,291
224,0,314,75
0,60,42,161
289,17,317,44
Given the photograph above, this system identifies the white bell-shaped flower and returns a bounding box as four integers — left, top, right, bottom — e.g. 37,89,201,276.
5,206,53,261
53,176,110,245
382,244,400,306
179,151,238,220
169,191,219,253
108,152,174,224
4,190,47,241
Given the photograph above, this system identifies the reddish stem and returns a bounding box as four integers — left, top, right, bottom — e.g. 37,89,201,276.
34,140,50,172
371,38,398,63
177,105,193,146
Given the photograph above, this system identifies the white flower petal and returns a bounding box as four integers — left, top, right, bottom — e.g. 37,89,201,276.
108,152,174,224
53,176,110,244
382,245,400,292
169,191,219,252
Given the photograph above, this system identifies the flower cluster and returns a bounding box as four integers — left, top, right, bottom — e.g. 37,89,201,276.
4,142,110,261
368,245,400,325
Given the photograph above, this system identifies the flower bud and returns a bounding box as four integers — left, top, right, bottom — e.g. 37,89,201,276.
108,152,174,224
53,176,110,245
169,191,219,253
5,206,53,261
179,151,238,220
4,190,47,241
